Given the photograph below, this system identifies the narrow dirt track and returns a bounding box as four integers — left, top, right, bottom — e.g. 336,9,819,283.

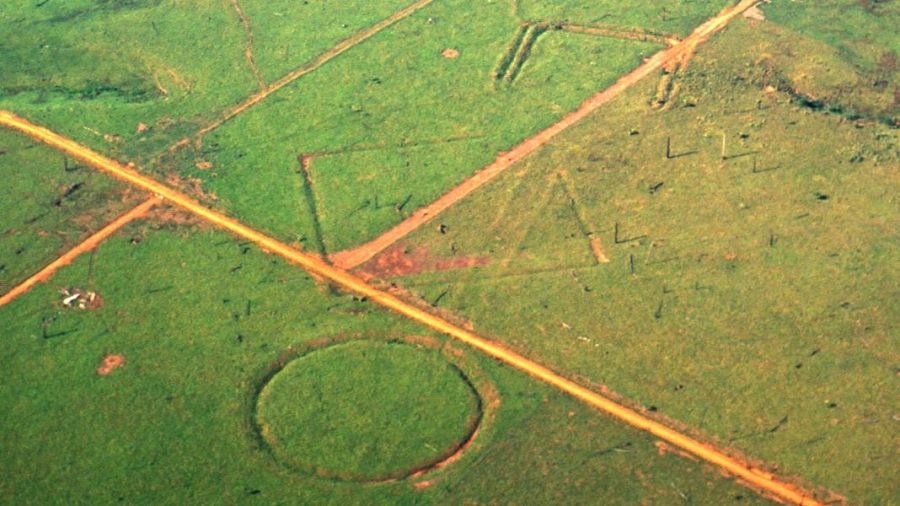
229,0,265,90
0,196,161,307
195,0,435,139
331,0,761,270
0,110,827,506
560,24,676,46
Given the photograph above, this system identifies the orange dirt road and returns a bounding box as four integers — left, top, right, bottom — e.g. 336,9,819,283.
0,196,160,307
0,110,826,506
331,0,761,270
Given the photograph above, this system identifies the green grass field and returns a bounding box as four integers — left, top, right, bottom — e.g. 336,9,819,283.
384,15,899,504
0,1,896,504
256,340,481,482
161,0,661,253
0,0,428,161
0,129,132,292
0,225,766,504
518,0,734,36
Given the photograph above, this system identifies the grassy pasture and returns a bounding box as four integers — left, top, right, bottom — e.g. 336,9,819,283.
0,225,768,504
762,0,899,74
757,1,899,125
0,128,132,293
0,0,253,158
169,0,660,253
1,1,894,503
517,0,735,37
257,340,480,482
383,18,899,504
239,0,416,84
0,0,428,161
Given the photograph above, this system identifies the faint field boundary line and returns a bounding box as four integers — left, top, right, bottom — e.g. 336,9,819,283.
558,169,610,264
560,23,679,46
297,154,328,259
0,108,834,506
187,0,435,144
229,0,266,90
330,0,762,270
0,196,161,307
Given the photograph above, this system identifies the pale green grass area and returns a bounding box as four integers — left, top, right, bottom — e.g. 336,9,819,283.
388,20,899,503
518,0,735,36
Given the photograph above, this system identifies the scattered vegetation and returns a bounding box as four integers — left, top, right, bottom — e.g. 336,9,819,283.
166,0,659,253
387,17,898,504
517,0,735,37
0,227,764,504
0,129,132,292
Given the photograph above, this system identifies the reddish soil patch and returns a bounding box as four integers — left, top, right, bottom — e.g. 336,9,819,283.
441,48,460,59
96,354,125,376
149,203,207,229
357,244,489,279
164,173,218,202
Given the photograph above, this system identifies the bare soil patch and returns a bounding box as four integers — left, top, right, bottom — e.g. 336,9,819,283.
357,244,489,279
96,354,125,376
164,173,218,202
441,48,460,59
149,203,207,229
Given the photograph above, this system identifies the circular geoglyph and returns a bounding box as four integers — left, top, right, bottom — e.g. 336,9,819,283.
255,340,482,482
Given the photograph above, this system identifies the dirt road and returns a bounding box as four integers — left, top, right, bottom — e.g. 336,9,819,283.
0,109,825,506
0,196,161,306
331,0,761,270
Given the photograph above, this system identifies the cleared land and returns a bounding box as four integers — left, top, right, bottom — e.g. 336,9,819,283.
333,0,761,268
0,225,769,505
0,107,821,503
0,0,895,504
153,0,662,256
0,196,160,306
379,13,898,505
0,0,428,161
0,129,136,294
256,340,481,482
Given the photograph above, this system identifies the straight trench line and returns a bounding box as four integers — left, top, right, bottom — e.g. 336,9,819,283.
194,0,435,140
330,0,762,270
0,111,826,506
0,196,161,307
229,0,266,91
